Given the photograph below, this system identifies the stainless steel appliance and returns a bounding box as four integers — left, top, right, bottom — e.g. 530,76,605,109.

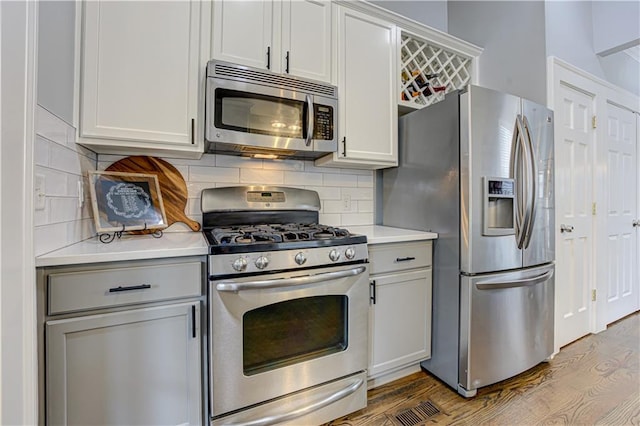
201,186,368,425
382,85,555,397
205,60,338,160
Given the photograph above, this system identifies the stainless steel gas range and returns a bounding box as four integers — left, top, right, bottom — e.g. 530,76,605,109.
201,186,369,425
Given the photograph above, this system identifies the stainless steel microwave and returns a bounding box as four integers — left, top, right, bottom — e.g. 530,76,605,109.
205,60,338,160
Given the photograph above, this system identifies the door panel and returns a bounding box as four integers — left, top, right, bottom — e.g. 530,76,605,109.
337,7,397,163
461,86,522,274
554,83,594,348
212,0,273,70
459,264,554,394
81,1,201,144
283,0,332,82
46,303,201,425
605,103,638,323
522,99,555,267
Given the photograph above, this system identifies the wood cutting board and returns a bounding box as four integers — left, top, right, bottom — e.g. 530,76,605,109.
106,156,200,232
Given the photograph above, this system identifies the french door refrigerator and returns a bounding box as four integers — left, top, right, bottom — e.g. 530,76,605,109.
382,85,555,397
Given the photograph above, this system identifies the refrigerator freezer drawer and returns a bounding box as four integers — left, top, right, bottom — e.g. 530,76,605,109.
459,264,554,394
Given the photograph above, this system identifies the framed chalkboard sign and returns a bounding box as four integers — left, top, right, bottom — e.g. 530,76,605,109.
88,171,168,233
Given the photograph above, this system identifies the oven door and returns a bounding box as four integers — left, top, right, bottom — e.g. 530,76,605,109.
209,263,369,417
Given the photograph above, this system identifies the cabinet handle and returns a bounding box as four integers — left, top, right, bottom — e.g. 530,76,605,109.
370,280,376,305
190,118,195,144
342,137,347,157
191,305,197,339
396,256,416,262
266,46,271,69
108,284,151,293
285,51,290,73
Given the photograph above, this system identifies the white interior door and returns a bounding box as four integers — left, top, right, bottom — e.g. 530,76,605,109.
554,82,595,349
604,103,639,323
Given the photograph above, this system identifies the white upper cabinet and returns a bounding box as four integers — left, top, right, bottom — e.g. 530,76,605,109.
281,0,332,82
212,0,274,71
315,5,398,169
212,0,332,83
79,1,209,158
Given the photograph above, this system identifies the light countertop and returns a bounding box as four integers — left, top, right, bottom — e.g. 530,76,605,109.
35,232,209,268
36,226,437,268
347,225,437,245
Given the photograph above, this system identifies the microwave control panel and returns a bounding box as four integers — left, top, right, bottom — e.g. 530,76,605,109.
314,105,334,140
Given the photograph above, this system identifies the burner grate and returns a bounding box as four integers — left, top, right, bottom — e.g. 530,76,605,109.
209,223,352,247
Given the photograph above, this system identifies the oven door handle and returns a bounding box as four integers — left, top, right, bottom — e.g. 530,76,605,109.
215,266,366,292
227,377,365,426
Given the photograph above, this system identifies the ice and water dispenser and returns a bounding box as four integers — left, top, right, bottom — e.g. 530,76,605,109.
482,177,515,236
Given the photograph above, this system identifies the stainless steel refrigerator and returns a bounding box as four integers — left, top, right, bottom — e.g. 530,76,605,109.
381,85,555,397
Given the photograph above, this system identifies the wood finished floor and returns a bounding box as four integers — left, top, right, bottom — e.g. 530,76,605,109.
327,312,639,426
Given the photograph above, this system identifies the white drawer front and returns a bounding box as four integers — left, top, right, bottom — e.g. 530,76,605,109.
48,261,202,314
369,241,432,275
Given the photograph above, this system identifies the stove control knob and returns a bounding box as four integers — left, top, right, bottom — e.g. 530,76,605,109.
294,252,307,265
329,249,341,262
232,257,248,272
255,256,269,270
345,247,356,260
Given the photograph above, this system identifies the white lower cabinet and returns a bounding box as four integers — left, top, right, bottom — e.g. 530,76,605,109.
367,241,432,386
47,303,201,425
39,257,204,426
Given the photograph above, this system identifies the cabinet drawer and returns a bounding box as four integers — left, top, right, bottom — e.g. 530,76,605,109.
368,241,432,275
48,261,202,314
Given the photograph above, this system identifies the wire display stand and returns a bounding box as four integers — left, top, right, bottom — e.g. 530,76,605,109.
98,223,164,244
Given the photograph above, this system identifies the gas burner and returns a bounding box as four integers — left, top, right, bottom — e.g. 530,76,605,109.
201,186,367,255
205,222,366,254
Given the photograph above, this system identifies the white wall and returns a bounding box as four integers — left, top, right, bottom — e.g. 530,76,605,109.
592,0,640,55
599,50,640,97
447,1,548,104
37,0,75,125
545,0,606,80
370,0,448,32
0,1,38,424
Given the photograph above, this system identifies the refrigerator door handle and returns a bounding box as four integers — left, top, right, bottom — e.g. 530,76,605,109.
511,117,523,245
475,269,554,290
521,115,538,249
512,115,530,249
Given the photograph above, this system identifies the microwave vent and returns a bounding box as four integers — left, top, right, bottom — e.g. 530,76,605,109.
211,61,337,98
238,146,298,156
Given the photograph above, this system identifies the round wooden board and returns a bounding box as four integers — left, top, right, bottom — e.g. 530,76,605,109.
106,156,200,232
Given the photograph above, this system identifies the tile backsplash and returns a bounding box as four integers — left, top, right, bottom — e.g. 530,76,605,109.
34,106,96,256
97,154,375,230
34,105,374,256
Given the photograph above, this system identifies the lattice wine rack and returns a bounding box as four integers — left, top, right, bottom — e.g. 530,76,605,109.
399,32,473,110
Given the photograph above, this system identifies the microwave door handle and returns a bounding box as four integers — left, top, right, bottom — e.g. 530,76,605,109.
305,94,314,147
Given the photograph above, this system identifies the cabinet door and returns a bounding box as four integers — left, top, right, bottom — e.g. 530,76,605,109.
81,1,203,147
47,302,201,425
318,7,397,168
369,269,432,378
212,0,275,71
281,0,332,83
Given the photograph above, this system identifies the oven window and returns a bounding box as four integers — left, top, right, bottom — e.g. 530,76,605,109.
243,295,348,375
215,88,306,139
